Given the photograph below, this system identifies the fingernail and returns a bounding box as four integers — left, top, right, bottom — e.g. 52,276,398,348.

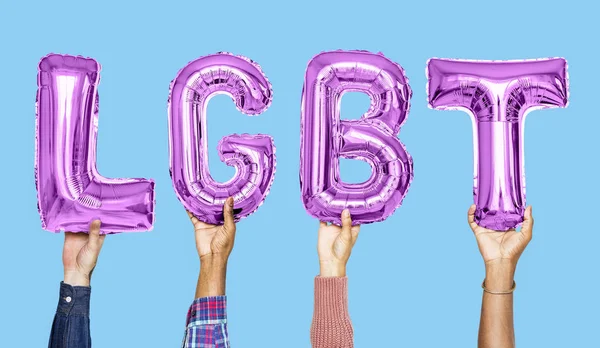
343,209,350,218
228,197,234,207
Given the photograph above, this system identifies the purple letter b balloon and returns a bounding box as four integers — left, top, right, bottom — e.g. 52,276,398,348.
168,53,276,225
427,58,569,231
36,54,156,234
300,51,413,225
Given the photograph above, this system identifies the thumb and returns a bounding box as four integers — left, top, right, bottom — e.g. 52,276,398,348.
340,209,353,244
223,197,235,230
521,206,534,242
88,220,105,251
467,204,479,233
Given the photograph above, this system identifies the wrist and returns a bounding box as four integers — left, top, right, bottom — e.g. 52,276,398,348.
200,254,228,268
484,259,516,292
198,258,227,298
200,256,227,283
319,260,346,277
64,270,90,287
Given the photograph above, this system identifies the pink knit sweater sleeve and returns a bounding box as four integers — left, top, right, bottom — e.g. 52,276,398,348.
310,276,354,348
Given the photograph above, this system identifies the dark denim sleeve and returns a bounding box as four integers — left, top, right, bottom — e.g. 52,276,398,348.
48,282,92,348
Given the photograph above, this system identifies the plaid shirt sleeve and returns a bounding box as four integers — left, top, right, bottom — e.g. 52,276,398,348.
182,296,229,348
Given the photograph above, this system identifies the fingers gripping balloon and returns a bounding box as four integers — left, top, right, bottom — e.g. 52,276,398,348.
36,54,156,234
300,50,413,225
427,58,569,231
168,53,276,225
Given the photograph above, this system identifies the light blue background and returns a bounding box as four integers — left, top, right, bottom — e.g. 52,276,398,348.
0,0,598,346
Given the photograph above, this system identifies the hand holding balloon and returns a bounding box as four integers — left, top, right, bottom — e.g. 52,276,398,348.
468,205,533,291
188,197,237,298
318,210,360,277
188,197,237,263
63,220,106,287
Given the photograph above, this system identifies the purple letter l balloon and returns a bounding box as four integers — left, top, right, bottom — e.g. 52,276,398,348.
36,54,156,234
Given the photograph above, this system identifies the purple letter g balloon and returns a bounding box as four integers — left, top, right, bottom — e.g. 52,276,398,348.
36,54,156,234
168,53,276,225
427,58,569,231
300,51,413,225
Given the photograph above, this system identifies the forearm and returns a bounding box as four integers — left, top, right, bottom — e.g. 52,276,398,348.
48,282,92,348
64,270,91,287
319,260,346,277
478,261,516,348
196,255,227,298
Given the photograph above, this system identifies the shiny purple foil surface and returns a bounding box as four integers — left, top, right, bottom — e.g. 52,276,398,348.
36,54,155,234
168,53,276,224
300,50,413,225
427,58,569,231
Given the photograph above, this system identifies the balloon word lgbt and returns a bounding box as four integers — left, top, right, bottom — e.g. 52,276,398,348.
35,52,568,234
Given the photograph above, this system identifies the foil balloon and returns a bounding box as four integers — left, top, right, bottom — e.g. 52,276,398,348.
300,50,413,225
168,53,276,225
427,58,569,231
36,54,155,234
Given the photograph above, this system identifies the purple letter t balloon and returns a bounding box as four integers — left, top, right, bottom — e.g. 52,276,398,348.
427,58,569,230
